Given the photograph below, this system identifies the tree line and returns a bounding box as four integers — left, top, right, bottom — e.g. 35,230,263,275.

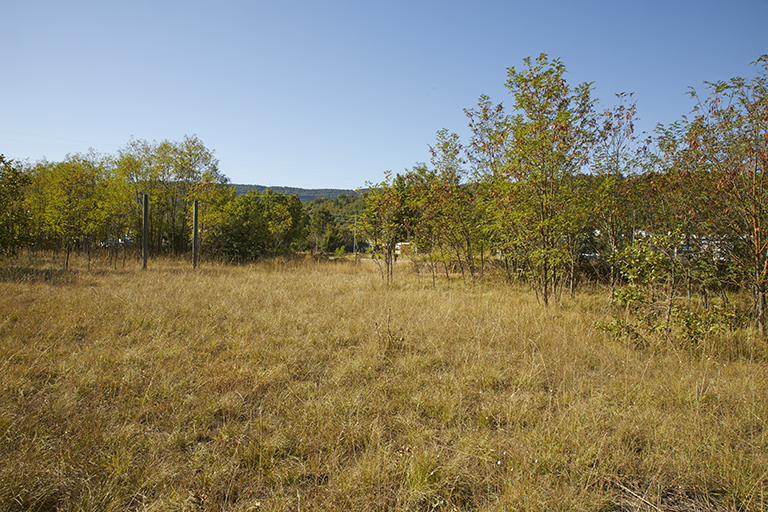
0,135,366,268
362,54,768,337
1,54,766,337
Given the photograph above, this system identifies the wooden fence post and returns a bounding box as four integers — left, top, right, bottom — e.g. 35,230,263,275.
193,199,199,269
142,193,148,270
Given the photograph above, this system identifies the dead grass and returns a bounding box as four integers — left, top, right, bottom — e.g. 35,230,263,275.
0,253,766,511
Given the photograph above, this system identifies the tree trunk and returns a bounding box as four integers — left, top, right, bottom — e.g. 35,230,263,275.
441,247,450,280
480,241,484,278
431,257,436,287
756,284,766,337
455,247,465,282
665,257,676,342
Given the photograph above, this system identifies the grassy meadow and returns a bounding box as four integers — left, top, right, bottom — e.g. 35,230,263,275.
1,254,767,511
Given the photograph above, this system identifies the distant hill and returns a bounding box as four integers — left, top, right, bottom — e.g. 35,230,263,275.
232,184,360,202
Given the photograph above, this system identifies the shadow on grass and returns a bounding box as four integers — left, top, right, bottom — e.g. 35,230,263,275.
0,266,79,285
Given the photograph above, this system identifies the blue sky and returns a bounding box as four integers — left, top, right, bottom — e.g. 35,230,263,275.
2,0,766,189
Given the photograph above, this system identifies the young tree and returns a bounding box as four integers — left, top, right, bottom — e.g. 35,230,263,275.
261,190,307,255
188,175,236,263
427,129,487,280
502,54,598,305
309,207,334,253
465,96,531,281
210,191,269,262
362,172,415,284
117,135,224,256
25,151,118,268
0,155,31,256
591,93,645,300
681,56,768,334
465,95,509,179
208,190,306,262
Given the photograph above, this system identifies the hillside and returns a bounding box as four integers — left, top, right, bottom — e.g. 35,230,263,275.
232,184,359,202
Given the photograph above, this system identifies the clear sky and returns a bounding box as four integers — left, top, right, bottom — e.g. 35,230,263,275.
2,0,766,189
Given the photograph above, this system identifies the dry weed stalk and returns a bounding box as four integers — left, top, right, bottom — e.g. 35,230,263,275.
0,254,766,510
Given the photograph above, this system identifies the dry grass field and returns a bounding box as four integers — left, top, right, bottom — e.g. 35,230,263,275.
1,254,767,511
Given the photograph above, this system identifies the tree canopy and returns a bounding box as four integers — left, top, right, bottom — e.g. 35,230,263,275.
4,55,768,337
361,54,768,338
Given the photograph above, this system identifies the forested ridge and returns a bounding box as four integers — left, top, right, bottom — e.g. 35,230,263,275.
2,54,767,336
232,184,358,201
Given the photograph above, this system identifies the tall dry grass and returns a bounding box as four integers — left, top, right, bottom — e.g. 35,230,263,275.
0,254,766,511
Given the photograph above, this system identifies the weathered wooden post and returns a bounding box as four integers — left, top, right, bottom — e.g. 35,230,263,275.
193,199,199,269
142,193,149,270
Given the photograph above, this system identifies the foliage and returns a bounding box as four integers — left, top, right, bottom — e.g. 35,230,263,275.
309,207,334,253
679,55,768,334
262,189,307,254
590,93,646,299
24,151,131,268
361,172,416,284
500,54,598,305
597,231,742,348
306,193,366,253
188,176,237,261
209,189,306,262
306,193,366,220
428,129,488,280
116,135,228,256
0,156,31,255
8,135,315,267
210,191,269,261
353,53,768,339
4,52,768,339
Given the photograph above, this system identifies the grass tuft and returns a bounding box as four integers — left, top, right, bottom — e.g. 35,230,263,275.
1,254,766,510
